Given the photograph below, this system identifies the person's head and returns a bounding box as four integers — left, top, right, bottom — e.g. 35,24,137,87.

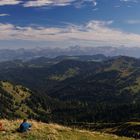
23,119,27,123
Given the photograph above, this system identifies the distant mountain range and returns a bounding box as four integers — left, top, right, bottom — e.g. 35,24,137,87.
0,46,140,61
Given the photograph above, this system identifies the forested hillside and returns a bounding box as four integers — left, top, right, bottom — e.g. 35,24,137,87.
0,55,140,124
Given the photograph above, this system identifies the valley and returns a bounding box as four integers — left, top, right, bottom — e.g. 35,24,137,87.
0,55,140,139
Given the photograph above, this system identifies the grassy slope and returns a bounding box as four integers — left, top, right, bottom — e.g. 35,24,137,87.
0,120,134,140
0,81,36,118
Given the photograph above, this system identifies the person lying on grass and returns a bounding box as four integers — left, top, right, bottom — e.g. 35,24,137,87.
18,119,32,133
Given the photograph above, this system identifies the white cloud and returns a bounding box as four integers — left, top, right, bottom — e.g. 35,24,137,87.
74,0,97,8
0,20,140,47
0,13,9,17
0,0,21,6
126,20,140,24
120,0,138,2
23,0,75,7
86,0,97,6
23,0,97,7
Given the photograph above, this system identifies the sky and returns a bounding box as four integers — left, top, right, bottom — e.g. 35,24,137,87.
0,0,140,49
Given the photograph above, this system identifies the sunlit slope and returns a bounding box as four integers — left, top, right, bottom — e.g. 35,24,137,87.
0,120,134,140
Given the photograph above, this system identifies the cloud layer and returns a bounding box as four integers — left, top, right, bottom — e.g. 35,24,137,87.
0,0,97,7
0,13,9,17
0,0,21,6
0,20,140,47
126,20,140,24
23,0,76,7
120,0,138,2
0,0,138,8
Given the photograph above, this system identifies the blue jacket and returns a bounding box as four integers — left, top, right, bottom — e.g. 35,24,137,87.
20,122,31,132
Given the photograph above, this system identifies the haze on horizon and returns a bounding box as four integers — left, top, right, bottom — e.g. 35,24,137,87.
0,0,140,49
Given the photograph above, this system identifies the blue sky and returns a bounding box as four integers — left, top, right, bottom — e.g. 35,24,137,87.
0,0,140,49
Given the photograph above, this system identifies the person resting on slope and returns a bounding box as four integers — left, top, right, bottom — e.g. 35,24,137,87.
18,119,32,133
